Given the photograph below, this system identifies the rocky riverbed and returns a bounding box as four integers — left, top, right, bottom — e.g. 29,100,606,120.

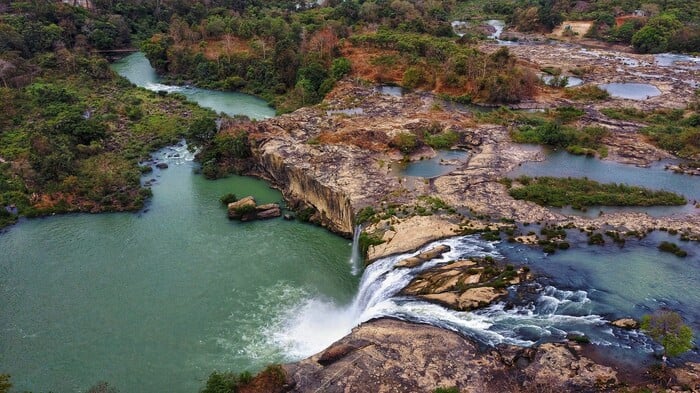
237,77,699,255
222,39,700,392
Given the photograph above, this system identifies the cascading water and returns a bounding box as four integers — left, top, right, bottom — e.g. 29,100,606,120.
265,235,656,361
349,225,362,275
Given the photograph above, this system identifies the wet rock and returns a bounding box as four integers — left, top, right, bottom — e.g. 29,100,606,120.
228,197,282,220
228,196,256,220
317,340,371,366
155,162,168,169
256,205,281,220
282,318,619,393
402,259,529,311
611,318,638,330
394,244,451,268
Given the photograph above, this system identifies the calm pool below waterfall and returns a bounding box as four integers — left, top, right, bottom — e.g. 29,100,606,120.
1,53,698,393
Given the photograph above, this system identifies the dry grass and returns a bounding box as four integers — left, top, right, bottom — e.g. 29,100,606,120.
187,35,251,60
551,21,594,38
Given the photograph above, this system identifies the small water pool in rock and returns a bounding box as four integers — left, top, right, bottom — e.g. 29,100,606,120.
598,83,661,100
396,150,469,178
542,75,583,87
376,85,405,97
655,53,700,70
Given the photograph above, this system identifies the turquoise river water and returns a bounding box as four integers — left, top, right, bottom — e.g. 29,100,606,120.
1,53,698,393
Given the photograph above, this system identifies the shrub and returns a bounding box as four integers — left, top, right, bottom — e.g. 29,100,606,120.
331,57,352,79
658,241,687,257
641,310,694,357
359,231,384,257
220,193,237,205
425,131,459,149
355,206,377,224
391,132,419,154
588,233,605,245
564,85,610,101
508,176,686,208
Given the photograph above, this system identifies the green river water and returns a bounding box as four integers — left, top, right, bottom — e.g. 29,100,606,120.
0,54,356,393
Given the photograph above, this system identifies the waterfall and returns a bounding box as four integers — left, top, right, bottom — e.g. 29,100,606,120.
349,225,362,275
266,236,652,360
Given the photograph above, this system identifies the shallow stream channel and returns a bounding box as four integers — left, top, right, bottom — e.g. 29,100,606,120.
0,53,698,393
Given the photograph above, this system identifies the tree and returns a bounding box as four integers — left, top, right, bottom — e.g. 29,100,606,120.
641,309,694,358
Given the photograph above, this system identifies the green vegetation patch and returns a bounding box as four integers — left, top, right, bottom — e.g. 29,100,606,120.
482,106,609,157
602,106,700,159
506,176,686,209
0,58,216,226
563,85,610,101
658,241,688,257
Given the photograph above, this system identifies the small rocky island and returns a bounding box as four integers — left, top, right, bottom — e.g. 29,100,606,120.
227,196,281,221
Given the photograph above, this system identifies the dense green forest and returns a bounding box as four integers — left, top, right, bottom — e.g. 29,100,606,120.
0,1,217,228
1,0,699,228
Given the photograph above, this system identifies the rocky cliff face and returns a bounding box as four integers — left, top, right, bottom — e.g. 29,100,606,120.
252,142,357,235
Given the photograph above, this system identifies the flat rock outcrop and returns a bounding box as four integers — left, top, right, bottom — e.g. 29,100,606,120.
280,318,618,393
402,258,529,311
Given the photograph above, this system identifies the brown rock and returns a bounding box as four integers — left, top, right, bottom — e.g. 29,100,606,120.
457,287,506,310
228,196,256,219
524,343,618,390
282,318,620,393
671,362,700,391
611,318,638,330
256,206,281,219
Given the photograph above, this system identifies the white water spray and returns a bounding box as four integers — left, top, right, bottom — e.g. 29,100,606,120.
349,225,362,275
263,236,651,360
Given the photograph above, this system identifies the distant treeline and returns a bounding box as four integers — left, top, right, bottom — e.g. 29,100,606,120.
465,0,700,53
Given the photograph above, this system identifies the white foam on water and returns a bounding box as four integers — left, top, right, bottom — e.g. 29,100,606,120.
144,82,184,93
252,236,652,361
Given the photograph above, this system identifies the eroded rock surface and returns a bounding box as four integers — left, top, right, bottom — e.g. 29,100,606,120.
227,196,281,221
281,318,618,393
402,258,530,311
224,78,699,245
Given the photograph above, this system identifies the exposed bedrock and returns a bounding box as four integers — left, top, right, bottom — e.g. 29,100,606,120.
236,79,699,251
279,318,619,393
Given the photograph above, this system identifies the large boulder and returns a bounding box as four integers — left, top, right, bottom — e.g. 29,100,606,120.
281,318,619,393
228,196,282,221
256,203,282,219
228,196,257,220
